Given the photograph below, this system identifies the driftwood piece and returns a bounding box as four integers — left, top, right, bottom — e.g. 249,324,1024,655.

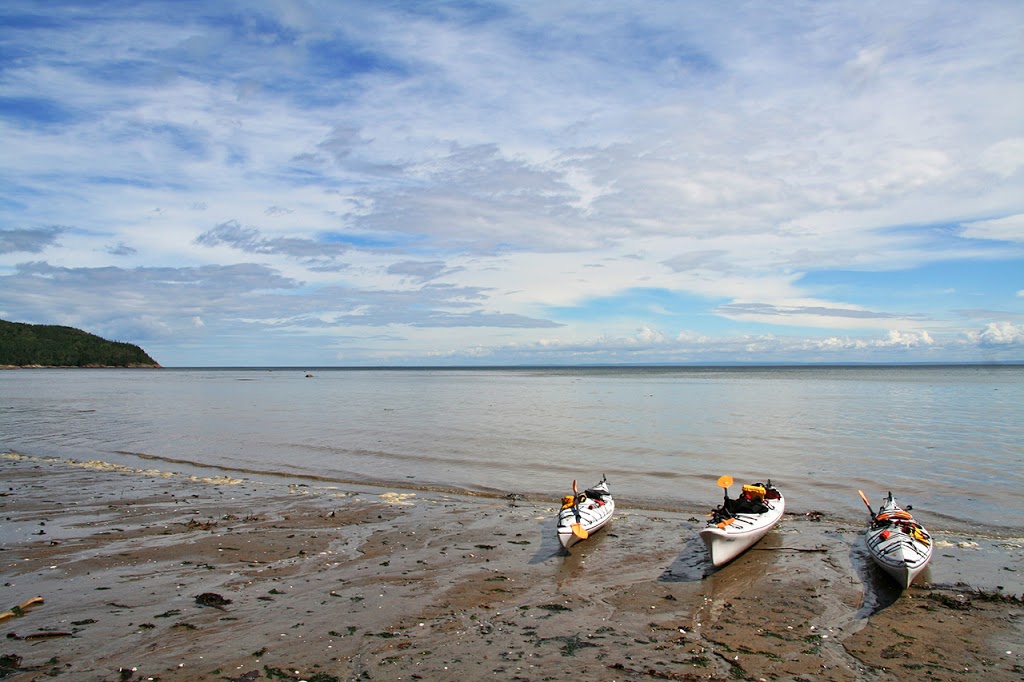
0,597,44,624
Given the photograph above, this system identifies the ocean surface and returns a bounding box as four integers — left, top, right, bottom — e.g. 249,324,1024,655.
2,366,1022,534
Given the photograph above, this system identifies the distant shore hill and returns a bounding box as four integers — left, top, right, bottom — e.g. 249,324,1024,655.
0,320,160,368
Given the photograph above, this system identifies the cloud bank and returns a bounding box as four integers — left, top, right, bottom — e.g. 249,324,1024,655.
1,1,1022,365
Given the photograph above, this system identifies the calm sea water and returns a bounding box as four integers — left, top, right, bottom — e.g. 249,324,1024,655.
2,366,1022,533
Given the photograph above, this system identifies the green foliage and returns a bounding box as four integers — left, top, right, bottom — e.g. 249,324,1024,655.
0,319,159,367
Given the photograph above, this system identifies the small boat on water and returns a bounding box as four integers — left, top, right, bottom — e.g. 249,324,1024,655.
556,476,614,550
860,490,932,588
699,476,785,567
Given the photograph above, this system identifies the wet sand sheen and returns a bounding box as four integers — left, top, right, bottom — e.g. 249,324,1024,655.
1,454,1022,681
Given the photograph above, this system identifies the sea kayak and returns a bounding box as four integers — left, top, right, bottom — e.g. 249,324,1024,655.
556,477,614,550
862,491,932,588
700,477,785,567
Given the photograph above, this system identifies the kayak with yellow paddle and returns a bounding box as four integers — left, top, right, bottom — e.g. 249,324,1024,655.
699,475,785,567
556,476,614,550
859,490,932,588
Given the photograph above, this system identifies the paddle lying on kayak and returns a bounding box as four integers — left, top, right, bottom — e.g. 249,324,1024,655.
859,490,932,588
699,476,785,567
556,476,615,550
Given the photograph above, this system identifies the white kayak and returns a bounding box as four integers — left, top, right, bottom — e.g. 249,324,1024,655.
556,477,614,550
863,491,932,588
700,479,785,567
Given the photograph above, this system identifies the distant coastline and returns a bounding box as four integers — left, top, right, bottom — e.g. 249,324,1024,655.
1,364,161,370
0,319,160,369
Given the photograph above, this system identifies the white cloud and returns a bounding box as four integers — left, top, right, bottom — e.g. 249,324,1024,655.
879,329,935,348
960,214,1024,243
813,329,934,351
980,137,1024,178
967,321,1024,346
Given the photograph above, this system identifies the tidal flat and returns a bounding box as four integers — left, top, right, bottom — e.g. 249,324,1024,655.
1,454,1022,681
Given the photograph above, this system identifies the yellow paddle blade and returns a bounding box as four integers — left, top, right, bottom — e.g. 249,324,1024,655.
572,479,578,495
571,523,589,540
858,490,873,513
716,475,734,489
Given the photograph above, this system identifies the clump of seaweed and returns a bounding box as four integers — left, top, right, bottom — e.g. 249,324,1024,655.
927,587,1023,611
195,592,232,609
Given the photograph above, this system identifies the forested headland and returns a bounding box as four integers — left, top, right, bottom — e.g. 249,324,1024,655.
0,320,160,368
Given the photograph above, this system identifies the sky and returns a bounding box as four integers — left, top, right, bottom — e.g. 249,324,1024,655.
1,1,1023,367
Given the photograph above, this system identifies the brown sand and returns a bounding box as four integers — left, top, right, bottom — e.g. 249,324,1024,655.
1,453,1021,681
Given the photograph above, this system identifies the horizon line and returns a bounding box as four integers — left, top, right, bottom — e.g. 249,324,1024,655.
156,361,1024,370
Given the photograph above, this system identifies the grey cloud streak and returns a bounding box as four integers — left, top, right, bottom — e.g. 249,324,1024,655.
716,302,913,320
195,221,350,259
386,260,463,282
0,227,64,254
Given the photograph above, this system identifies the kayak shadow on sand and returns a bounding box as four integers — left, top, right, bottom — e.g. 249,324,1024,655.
658,529,711,583
850,539,904,617
659,523,793,585
528,520,596,564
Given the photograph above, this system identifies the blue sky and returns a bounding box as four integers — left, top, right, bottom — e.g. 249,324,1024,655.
1,1,1022,366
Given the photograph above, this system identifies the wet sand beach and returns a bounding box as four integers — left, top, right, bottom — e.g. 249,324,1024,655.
1,453,1022,681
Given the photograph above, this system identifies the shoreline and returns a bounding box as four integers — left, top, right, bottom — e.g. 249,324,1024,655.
6,451,1024,537
1,454,1022,681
